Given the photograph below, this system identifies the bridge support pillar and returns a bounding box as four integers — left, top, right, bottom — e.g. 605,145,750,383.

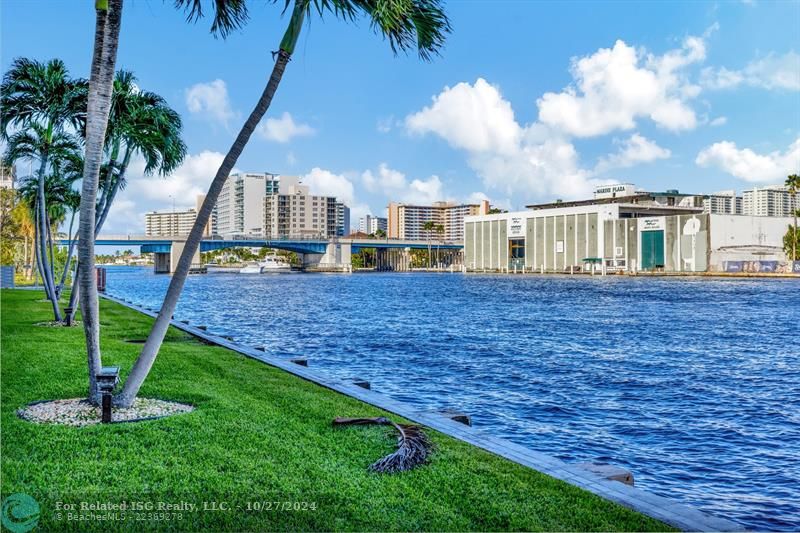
153,241,201,274
303,242,352,272
154,253,170,274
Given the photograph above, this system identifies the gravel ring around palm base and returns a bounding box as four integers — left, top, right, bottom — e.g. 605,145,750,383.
34,320,82,327
18,398,194,426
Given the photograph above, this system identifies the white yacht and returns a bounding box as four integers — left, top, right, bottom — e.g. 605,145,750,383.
260,255,292,273
238,255,292,274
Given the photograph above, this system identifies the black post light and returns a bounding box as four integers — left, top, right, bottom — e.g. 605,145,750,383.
96,366,120,423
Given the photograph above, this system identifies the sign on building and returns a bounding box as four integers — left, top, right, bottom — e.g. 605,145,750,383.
638,217,665,231
507,216,526,238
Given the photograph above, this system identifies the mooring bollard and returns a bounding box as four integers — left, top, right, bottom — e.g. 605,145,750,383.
576,462,634,486
96,366,120,424
436,409,472,426
352,378,371,390
290,357,308,367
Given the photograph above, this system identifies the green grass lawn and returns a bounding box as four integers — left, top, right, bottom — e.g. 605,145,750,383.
1,289,672,532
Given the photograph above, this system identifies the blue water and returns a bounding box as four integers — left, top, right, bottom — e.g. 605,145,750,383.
106,267,800,531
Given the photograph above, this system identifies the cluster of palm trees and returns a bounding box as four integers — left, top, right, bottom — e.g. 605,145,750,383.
422,220,445,268
1,59,186,324
4,0,449,408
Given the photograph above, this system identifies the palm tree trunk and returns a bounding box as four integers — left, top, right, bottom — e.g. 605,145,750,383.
35,156,62,320
77,0,124,403
116,49,296,407
58,211,78,292
96,148,129,234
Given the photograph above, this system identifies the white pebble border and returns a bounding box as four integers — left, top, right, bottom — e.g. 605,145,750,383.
18,398,194,426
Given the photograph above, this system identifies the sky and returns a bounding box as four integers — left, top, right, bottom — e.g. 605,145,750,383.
2,0,799,234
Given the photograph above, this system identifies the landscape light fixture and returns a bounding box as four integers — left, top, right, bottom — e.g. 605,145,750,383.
96,366,120,423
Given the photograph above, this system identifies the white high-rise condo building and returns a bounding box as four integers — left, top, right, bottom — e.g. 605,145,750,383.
703,190,743,215
742,185,798,217
213,173,293,237
387,200,490,241
359,215,388,234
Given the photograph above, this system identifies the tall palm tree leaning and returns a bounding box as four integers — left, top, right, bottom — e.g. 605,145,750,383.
786,174,799,262
0,58,86,321
115,0,450,407
77,0,124,402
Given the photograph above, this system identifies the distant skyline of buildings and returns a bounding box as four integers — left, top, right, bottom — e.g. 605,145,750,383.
141,171,797,240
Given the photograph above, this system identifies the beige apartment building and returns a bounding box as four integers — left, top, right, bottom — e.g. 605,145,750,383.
145,208,198,236
387,200,490,241
263,183,340,238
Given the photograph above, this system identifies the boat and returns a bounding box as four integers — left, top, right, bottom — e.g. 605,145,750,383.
259,255,292,273
239,263,263,274
206,262,242,274
238,255,292,274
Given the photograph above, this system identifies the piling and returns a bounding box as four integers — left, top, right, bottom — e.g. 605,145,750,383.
576,463,634,486
352,378,371,390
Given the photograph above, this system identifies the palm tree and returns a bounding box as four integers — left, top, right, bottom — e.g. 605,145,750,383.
77,0,125,402
64,70,187,325
786,174,799,261
115,0,450,407
422,220,435,269
1,58,86,320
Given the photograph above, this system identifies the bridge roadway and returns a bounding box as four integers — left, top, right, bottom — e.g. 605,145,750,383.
61,235,464,273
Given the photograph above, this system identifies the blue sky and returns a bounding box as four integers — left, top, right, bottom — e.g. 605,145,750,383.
2,0,799,233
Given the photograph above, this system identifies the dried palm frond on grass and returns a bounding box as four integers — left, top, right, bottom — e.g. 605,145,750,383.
333,416,433,473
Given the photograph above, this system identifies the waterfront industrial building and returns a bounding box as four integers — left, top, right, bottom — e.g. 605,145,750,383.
388,200,490,241
465,184,795,274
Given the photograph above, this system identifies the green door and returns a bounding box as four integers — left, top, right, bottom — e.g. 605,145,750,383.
641,230,664,270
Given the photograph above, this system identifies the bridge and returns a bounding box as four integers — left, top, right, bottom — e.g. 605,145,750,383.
62,235,464,273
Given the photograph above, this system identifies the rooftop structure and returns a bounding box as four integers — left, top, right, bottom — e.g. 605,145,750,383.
526,184,704,217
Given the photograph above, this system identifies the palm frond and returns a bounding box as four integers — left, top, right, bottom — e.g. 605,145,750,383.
307,0,451,61
333,416,433,473
174,0,250,38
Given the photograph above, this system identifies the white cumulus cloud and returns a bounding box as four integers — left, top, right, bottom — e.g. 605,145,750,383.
595,133,671,173
701,51,800,91
103,150,229,234
695,138,800,182
537,37,706,137
361,163,451,205
258,112,315,143
404,79,600,201
185,80,236,125
406,78,522,155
